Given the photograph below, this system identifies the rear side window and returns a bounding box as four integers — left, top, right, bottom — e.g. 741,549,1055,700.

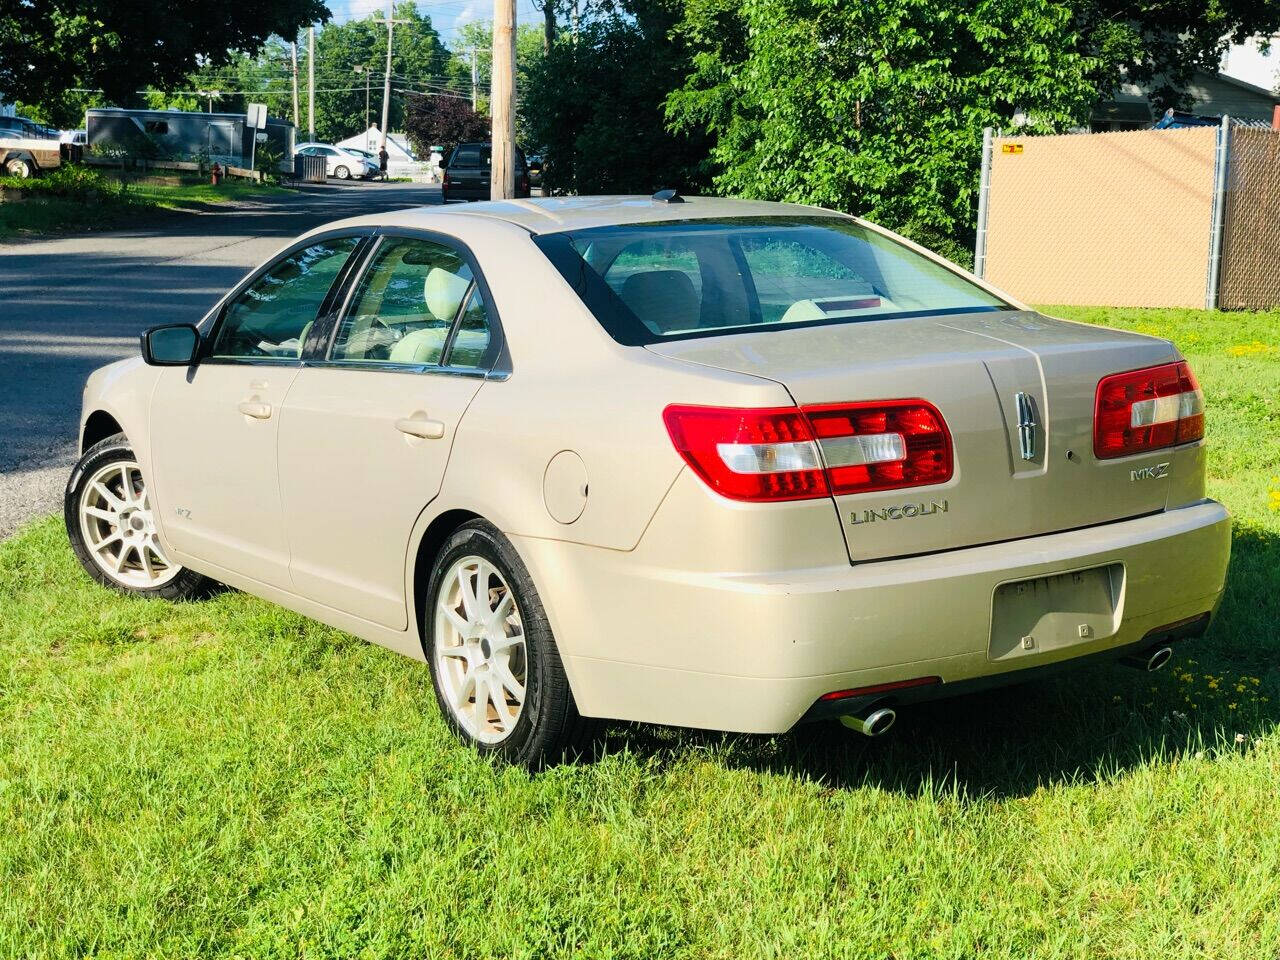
534,217,1010,345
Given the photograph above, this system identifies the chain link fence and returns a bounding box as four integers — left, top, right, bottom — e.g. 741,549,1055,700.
974,123,1280,310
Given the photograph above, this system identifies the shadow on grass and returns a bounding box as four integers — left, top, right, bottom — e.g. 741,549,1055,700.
597,527,1280,800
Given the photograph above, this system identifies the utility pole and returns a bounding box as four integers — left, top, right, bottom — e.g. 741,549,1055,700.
470,48,479,110
355,65,371,141
307,26,316,141
571,0,579,42
373,3,408,153
290,41,301,131
491,0,516,199
542,0,558,53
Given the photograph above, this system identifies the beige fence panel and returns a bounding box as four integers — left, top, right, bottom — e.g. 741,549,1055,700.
1219,127,1280,310
982,129,1218,308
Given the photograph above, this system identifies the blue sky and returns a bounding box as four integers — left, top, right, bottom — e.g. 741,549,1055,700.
324,0,546,44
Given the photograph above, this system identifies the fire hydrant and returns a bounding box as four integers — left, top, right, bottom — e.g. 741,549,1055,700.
210,162,222,186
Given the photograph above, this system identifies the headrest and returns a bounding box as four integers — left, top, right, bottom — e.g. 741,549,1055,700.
619,269,700,334
389,327,447,365
424,267,470,322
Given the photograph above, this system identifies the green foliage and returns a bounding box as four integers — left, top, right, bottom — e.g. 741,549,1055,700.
0,306,1278,957
402,94,489,159
523,1,713,195
447,21,547,139
0,0,328,127
668,0,1280,253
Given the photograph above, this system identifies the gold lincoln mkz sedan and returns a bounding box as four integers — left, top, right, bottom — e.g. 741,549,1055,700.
66,194,1231,766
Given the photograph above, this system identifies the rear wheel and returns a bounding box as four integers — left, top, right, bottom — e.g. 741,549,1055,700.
65,434,214,600
334,164,351,180
425,520,591,767
4,156,33,179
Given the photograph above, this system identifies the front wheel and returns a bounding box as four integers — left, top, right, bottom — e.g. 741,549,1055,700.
333,165,350,180
425,520,592,767
65,434,214,600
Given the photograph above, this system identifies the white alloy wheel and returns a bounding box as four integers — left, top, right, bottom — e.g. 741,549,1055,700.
5,157,32,178
334,164,350,180
77,460,179,589
433,555,528,744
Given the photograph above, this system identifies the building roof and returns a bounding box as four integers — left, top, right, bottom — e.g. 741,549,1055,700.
386,194,844,234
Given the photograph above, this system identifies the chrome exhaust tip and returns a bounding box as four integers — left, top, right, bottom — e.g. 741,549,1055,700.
839,707,897,737
1120,645,1174,673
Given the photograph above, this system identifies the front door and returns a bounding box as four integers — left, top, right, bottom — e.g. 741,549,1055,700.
277,233,502,628
150,235,362,587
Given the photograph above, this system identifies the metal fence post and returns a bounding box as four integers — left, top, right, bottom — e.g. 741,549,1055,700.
1205,115,1232,310
974,127,994,279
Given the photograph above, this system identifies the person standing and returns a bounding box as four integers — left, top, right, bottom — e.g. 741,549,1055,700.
378,145,389,179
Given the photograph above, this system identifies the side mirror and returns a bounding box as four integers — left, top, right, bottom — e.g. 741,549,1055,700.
141,323,201,366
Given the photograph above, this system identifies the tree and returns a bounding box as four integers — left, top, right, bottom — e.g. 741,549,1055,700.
403,94,490,157
0,0,328,128
668,0,1280,263
447,20,546,139
523,0,711,194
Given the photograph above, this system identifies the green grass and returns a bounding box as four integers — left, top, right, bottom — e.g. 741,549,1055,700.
1,307,1278,958
0,168,288,238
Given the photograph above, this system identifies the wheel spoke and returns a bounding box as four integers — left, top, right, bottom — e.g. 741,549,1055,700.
442,606,470,637
112,543,131,573
84,505,118,523
92,481,126,511
456,566,480,622
490,630,524,655
492,658,525,702
454,670,477,714
491,684,518,731
472,674,490,730
486,590,514,631
93,531,124,554
138,545,154,579
437,642,469,659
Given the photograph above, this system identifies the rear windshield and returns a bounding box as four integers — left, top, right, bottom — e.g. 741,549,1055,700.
533,217,1011,345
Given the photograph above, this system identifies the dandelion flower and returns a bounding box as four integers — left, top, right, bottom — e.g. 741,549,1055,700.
1235,733,1246,744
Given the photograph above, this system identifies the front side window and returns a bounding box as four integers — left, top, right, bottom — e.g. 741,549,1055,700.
331,236,494,369
208,237,359,360
535,217,1010,344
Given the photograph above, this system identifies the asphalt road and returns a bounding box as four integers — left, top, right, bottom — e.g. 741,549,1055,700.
0,181,443,539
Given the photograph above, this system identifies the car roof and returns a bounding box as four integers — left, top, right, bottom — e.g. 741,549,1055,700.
363,195,848,235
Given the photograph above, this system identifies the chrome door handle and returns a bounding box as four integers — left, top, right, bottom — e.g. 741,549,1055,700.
237,400,273,420
396,416,446,440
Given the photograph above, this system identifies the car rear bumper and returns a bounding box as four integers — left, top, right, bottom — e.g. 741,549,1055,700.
515,499,1231,734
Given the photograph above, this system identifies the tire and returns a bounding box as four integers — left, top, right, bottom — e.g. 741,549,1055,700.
334,165,350,180
64,433,215,601
4,157,33,179
425,520,593,768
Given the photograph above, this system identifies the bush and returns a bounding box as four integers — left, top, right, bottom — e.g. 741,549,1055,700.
0,164,124,200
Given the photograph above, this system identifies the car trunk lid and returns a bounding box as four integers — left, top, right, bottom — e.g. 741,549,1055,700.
647,310,1180,562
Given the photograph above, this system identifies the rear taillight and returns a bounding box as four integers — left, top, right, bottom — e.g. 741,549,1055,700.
1094,361,1204,460
662,400,953,503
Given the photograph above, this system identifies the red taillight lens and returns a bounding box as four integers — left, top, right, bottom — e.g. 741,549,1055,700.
804,400,952,494
663,405,828,502
662,400,953,503
1094,361,1204,460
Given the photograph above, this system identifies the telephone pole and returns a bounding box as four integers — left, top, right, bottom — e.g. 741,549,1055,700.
470,47,478,110
290,40,300,131
307,26,316,140
491,0,516,199
373,3,408,153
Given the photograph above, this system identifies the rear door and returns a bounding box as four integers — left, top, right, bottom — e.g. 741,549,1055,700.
276,231,503,628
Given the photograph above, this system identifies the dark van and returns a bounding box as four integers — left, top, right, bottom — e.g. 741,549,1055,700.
441,142,531,201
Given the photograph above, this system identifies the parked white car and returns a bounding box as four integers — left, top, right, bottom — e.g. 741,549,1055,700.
66,195,1230,767
294,142,378,180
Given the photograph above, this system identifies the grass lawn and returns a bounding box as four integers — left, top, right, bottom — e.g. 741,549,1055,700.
0,171,289,238
1,306,1277,959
